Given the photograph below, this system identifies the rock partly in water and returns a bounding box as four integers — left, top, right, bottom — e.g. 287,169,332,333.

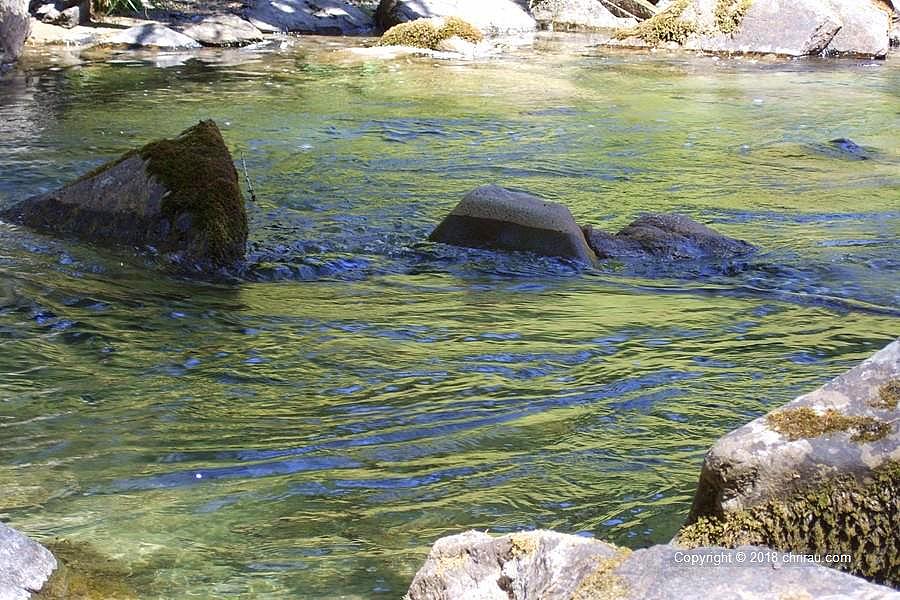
375,0,537,35
245,0,374,34
823,0,891,57
180,15,264,46
0,120,248,271
0,0,31,64
585,213,757,262
379,16,482,49
529,0,644,31
405,530,900,599
0,522,57,600
680,338,900,587
612,0,890,58
429,185,598,264
107,23,202,49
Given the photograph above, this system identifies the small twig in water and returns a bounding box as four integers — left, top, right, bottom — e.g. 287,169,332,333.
240,152,258,203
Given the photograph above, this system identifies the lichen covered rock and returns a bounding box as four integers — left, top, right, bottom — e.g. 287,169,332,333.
681,338,900,586
0,120,248,271
405,530,900,599
429,185,597,264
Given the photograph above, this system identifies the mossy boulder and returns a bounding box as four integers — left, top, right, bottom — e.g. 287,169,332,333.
405,530,898,599
375,0,536,36
682,338,900,586
0,120,248,272
379,16,483,49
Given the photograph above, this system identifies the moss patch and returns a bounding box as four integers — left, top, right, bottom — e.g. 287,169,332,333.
714,0,752,34
614,0,696,44
378,17,483,49
138,120,247,266
34,539,137,599
572,548,632,600
767,407,891,443
872,380,900,410
677,461,900,586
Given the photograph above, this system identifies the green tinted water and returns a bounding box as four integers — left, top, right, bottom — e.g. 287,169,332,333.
0,35,898,598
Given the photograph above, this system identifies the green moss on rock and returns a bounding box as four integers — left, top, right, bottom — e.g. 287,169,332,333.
614,0,696,44
677,461,900,586
714,0,752,34
34,538,137,599
379,17,483,49
767,407,890,443
139,119,247,266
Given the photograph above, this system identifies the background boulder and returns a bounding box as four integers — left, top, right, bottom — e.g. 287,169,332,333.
0,0,31,65
375,0,537,35
246,0,374,34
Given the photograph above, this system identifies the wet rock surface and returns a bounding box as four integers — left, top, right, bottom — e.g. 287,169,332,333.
681,338,900,586
0,120,248,272
530,0,641,31
0,522,57,600
429,185,597,264
585,213,756,262
405,529,900,599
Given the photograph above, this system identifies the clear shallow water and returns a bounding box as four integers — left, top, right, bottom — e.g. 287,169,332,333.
0,35,899,598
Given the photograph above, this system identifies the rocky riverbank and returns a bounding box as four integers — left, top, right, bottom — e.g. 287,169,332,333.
405,338,900,598
2,0,897,67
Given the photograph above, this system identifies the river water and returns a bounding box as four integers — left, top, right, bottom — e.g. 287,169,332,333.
0,34,898,598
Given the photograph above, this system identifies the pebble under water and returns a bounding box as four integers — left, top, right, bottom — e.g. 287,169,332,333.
0,35,898,598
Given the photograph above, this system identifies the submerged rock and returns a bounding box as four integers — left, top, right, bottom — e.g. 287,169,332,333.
679,338,900,586
107,23,202,49
375,0,537,35
245,0,374,34
406,529,899,599
0,0,31,65
611,0,891,58
429,185,598,264
180,15,264,47
0,522,57,599
0,120,248,271
585,213,756,262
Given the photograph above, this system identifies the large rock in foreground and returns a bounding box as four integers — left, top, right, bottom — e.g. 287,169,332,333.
680,338,900,587
0,522,57,600
376,0,537,35
245,0,374,34
0,120,248,271
429,185,598,264
0,0,31,65
406,530,900,599
612,0,891,58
